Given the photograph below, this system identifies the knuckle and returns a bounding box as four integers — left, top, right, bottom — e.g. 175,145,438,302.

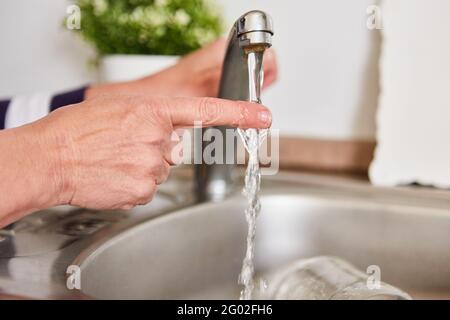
145,182,157,202
148,131,169,149
233,101,247,127
134,181,156,203
144,158,170,185
132,96,152,113
198,97,223,125
120,204,135,211
150,102,170,122
158,162,171,184
142,97,171,122
129,97,170,123
120,97,146,126
164,161,170,175
146,156,164,173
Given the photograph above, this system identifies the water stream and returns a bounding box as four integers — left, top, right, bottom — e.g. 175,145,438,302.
237,51,268,300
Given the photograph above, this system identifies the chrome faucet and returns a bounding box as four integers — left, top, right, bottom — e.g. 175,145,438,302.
195,10,273,201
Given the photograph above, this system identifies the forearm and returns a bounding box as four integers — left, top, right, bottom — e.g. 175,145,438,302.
84,73,179,99
0,123,63,227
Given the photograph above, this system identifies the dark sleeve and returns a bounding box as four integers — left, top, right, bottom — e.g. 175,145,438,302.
49,86,87,112
0,98,10,130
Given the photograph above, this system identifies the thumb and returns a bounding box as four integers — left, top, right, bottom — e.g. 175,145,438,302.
167,97,272,129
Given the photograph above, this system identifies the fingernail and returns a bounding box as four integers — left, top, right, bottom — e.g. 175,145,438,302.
258,110,272,126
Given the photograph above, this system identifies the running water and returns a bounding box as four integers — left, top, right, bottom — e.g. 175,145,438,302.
237,50,268,300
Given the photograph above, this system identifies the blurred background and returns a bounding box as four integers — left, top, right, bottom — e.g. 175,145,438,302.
1,0,449,186
0,0,379,141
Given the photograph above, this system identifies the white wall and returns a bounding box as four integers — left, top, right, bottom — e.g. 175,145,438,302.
216,0,380,140
0,0,380,140
0,0,96,96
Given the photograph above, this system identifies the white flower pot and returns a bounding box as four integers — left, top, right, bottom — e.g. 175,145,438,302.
99,54,179,83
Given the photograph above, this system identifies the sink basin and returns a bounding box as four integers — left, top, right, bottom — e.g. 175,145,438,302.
74,173,450,299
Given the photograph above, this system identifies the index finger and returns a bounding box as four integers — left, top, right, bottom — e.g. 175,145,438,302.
166,97,272,129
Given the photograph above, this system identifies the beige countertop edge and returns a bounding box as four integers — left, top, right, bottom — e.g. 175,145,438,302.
278,136,376,174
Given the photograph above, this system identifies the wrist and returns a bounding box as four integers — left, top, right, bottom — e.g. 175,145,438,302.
17,120,70,209
0,123,66,226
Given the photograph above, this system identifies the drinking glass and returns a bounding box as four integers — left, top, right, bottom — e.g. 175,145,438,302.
263,256,412,300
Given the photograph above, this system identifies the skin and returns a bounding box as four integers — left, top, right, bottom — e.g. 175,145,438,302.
0,39,277,228
86,38,278,99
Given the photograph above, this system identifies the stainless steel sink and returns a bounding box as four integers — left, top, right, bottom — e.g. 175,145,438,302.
71,171,450,300
2,169,450,299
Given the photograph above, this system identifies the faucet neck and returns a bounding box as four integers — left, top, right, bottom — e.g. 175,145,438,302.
194,11,273,202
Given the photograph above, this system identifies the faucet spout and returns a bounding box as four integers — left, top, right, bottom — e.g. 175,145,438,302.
195,10,274,202
219,10,273,101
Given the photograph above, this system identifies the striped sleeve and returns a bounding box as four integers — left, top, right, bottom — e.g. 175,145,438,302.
0,86,87,130
0,99,9,130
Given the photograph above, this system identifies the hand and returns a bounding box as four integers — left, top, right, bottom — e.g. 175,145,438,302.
86,38,278,99
0,95,271,227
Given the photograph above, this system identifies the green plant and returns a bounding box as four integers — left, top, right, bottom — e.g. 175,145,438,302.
72,0,224,56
